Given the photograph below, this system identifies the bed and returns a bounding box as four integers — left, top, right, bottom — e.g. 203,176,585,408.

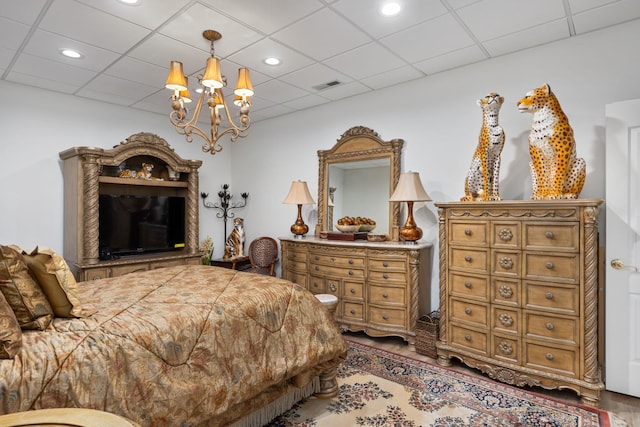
0,263,348,426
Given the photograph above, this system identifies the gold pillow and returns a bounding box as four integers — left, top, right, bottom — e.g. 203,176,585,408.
0,290,21,359
0,245,53,330
20,246,84,318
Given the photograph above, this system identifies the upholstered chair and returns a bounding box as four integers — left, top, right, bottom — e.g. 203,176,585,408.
247,237,278,276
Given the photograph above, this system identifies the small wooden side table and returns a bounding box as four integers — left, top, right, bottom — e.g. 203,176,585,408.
210,256,251,271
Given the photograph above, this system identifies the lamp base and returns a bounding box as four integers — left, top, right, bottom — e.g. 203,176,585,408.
290,223,309,238
399,226,423,243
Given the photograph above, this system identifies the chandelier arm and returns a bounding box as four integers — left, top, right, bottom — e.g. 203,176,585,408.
218,95,251,142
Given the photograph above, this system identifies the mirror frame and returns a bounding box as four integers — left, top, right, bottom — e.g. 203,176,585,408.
316,126,404,241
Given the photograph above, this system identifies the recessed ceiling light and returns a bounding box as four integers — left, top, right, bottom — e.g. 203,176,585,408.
264,57,281,66
380,2,401,16
118,0,140,5
60,48,83,59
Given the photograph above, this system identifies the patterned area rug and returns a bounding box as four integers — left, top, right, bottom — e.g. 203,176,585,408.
266,340,628,427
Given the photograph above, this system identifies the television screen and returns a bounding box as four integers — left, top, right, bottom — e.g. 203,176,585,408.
99,194,185,258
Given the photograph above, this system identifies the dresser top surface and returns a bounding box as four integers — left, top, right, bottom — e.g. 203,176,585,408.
279,236,432,250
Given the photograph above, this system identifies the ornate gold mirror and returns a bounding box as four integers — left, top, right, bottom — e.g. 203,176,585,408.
316,126,403,241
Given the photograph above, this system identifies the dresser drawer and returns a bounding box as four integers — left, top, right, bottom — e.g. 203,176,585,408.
111,263,149,276
524,253,579,283
492,334,520,364
450,273,488,300
450,298,488,327
310,253,365,268
286,250,308,262
368,306,406,328
491,278,520,307
450,248,489,273
492,250,521,277
368,258,406,271
368,270,407,284
524,281,579,315
286,259,308,272
342,281,364,300
82,267,110,281
524,342,577,377
287,271,307,287
310,263,365,278
492,222,521,248
309,275,326,294
524,222,579,252
450,324,488,354
450,222,488,246
525,313,578,345
369,284,405,305
343,301,364,321
492,306,519,334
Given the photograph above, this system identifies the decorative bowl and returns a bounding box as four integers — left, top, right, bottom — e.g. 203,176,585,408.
335,224,359,233
367,233,386,242
358,224,376,232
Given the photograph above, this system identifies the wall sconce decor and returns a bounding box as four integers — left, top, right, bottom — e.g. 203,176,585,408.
389,172,431,243
283,180,315,239
201,184,248,241
165,30,254,155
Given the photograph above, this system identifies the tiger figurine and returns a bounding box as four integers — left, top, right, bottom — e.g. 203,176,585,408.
223,217,245,259
517,83,585,200
461,92,505,202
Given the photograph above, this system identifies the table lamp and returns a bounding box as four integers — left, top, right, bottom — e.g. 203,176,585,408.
283,180,315,239
389,172,431,243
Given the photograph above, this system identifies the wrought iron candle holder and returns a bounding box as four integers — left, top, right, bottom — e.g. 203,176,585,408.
201,184,248,240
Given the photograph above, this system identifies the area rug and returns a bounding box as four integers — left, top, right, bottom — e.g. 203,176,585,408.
266,339,628,427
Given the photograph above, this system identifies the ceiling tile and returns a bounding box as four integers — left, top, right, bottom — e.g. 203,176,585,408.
75,0,191,30
254,79,311,104
568,0,620,14
272,8,371,61
38,0,150,53
380,14,475,63
0,0,47,25
128,33,205,74
572,0,640,34
77,74,159,105
279,63,351,92
282,93,331,110
6,70,79,94
9,52,96,87
482,20,570,57
105,56,170,87
0,17,30,51
359,66,424,90
413,45,486,75
0,47,16,71
227,38,315,78
332,0,448,38
323,42,407,80
315,81,370,101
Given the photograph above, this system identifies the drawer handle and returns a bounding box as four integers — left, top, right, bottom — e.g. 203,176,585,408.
464,228,472,236
331,257,335,262
498,341,513,355
350,288,356,294
464,335,472,341
545,262,554,269
382,292,389,298
464,281,472,289
350,309,356,315
499,256,513,270
546,353,554,361
330,283,337,292
92,275,102,280
545,292,554,300
546,322,554,330
383,273,389,279
499,285,513,298
349,259,354,264
383,262,388,267
315,256,319,260
315,266,319,271
465,255,472,262
464,308,472,315
499,313,513,327
498,228,513,242
545,231,554,239
348,270,354,276
382,314,389,320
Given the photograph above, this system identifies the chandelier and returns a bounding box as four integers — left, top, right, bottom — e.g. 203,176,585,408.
165,30,254,155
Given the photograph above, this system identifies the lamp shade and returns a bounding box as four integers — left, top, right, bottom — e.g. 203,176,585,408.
234,68,254,97
165,61,188,91
389,172,431,202
283,181,315,205
179,76,192,103
201,56,223,89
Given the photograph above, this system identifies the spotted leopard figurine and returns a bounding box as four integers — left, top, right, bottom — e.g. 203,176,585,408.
461,92,505,202
223,217,245,259
517,83,585,200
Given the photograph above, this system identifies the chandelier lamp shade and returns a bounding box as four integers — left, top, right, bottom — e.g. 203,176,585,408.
283,181,315,239
165,30,254,155
389,172,432,243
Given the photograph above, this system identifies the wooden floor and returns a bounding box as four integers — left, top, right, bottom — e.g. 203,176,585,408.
344,331,639,427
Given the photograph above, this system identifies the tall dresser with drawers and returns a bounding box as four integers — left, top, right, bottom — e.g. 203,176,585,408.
280,237,431,346
435,200,603,406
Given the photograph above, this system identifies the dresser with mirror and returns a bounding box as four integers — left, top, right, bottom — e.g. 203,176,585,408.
280,126,432,346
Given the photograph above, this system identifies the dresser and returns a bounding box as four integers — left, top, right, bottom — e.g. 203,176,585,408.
280,237,431,345
435,200,603,406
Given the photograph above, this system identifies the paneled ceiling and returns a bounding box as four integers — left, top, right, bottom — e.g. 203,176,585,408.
2,0,639,123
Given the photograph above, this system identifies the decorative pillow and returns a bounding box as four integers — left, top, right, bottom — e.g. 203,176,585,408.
19,246,84,318
0,290,22,359
0,245,53,330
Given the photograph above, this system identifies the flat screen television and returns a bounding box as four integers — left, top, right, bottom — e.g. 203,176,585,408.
99,194,186,258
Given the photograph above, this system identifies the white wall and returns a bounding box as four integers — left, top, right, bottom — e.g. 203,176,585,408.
1,19,639,310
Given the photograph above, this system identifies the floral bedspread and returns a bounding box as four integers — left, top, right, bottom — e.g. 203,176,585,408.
0,265,348,426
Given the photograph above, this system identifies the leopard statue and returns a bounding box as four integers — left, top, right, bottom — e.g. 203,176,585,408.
223,217,245,259
517,83,585,200
118,162,154,180
461,92,505,202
